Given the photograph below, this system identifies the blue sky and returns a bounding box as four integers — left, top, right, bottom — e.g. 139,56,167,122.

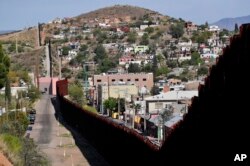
0,0,250,30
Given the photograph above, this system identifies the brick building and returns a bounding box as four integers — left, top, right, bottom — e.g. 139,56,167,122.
93,73,154,91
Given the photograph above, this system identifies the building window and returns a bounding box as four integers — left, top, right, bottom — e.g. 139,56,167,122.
97,79,101,82
127,79,131,81
143,78,147,81
135,78,139,81
120,79,123,81
155,102,163,109
112,79,115,82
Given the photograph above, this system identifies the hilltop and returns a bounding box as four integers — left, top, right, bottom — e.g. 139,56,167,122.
76,5,164,21
0,5,166,46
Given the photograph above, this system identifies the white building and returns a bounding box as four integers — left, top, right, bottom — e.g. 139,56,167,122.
209,25,220,32
0,87,28,97
145,90,198,114
201,53,218,59
53,34,65,39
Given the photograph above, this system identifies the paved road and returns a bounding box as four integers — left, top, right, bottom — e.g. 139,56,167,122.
36,94,52,144
30,94,109,166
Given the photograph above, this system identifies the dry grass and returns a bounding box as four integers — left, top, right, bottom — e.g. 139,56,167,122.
10,47,44,71
0,28,38,48
0,135,22,166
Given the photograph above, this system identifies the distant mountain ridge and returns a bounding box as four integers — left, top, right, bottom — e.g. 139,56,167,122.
211,15,250,31
0,30,17,35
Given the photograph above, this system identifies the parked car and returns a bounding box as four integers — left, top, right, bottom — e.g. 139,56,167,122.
30,108,36,114
27,108,36,114
29,119,35,125
28,112,36,125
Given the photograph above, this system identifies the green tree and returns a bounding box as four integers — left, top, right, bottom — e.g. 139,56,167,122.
199,23,208,31
169,23,184,38
191,31,212,44
156,65,169,77
197,66,208,76
150,30,163,40
8,43,16,53
93,28,102,37
97,32,107,43
156,54,165,64
144,27,154,34
234,23,239,33
127,32,137,43
150,85,160,95
190,52,202,66
141,63,152,72
128,63,141,73
167,60,178,68
79,44,88,52
140,33,149,45
27,85,40,103
68,83,84,106
62,46,70,56
219,29,229,38
152,55,158,80
98,58,117,73
17,70,30,83
94,44,107,63
5,76,11,105
18,46,24,53
118,98,126,113
0,43,10,89
104,97,117,116
205,21,209,28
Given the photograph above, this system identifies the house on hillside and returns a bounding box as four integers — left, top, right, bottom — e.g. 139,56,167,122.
134,45,149,54
209,25,220,32
185,21,198,32
119,56,135,65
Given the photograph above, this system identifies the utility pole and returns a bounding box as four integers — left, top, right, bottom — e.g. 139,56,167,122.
57,46,62,80
142,105,147,133
49,40,53,78
101,86,104,115
118,94,120,119
15,35,18,54
132,108,135,129
107,75,110,98
35,52,39,89
83,63,89,105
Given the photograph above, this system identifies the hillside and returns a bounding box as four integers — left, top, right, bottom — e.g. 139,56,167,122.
0,30,18,35
76,5,164,21
211,15,250,30
10,48,44,71
0,5,166,46
0,27,38,48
